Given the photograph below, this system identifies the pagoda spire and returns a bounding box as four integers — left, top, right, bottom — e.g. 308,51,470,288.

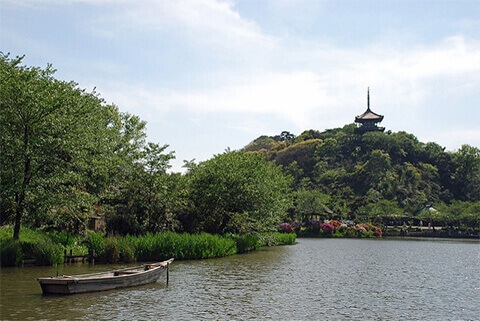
367,87,370,111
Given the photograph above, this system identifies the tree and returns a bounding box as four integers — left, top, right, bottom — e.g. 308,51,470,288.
276,131,296,142
357,199,404,219
294,189,332,221
350,149,392,195
452,145,480,201
108,143,177,234
274,139,323,178
183,151,293,234
0,54,118,238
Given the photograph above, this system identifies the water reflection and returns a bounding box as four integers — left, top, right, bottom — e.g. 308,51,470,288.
1,238,479,320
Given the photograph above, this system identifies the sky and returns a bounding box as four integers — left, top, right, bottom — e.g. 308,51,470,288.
1,0,480,172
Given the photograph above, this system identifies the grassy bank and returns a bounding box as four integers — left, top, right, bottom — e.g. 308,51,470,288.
0,226,296,267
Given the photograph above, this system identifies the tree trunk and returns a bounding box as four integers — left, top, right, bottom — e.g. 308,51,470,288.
13,193,24,240
13,125,31,240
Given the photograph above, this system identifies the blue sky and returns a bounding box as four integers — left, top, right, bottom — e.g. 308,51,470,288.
2,0,479,172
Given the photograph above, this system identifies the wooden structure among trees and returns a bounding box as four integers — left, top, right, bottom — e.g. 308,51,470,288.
355,88,385,133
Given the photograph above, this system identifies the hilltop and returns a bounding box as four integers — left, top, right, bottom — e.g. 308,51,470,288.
243,125,480,225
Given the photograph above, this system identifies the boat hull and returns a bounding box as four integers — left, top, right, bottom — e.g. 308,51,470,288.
38,259,173,295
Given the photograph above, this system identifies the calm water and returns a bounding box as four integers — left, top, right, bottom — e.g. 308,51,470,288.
1,238,479,320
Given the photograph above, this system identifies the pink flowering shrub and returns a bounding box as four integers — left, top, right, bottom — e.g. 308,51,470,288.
320,223,335,234
279,223,293,233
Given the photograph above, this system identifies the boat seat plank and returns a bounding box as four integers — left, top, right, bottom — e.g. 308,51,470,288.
114,270,139,276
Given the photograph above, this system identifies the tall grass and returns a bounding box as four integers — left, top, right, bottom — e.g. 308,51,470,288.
83,231,237,263
130,232,237,261
258,232,297,247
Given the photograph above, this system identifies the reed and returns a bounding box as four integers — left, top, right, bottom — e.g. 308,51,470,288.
130,232,237,261
258,232,297,247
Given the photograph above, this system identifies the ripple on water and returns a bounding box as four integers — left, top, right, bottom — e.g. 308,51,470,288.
1,238,479,320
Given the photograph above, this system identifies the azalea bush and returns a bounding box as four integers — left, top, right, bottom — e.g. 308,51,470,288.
279,223,293,233
319,222,335,235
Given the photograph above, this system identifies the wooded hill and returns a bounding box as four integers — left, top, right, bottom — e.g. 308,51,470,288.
243,127,480,225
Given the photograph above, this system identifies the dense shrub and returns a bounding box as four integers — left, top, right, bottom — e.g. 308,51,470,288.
236,234,260,253
320,223,335,235
278,223,293,233
29,240,64,265
0,239,23,266
0,226,64,266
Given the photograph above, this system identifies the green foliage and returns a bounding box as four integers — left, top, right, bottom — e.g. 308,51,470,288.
235,234,260,253
247,126,480,221
130,232,237,261
0,54,179,238
427,201,480,226
0,239,23,266
84,231,106,259
82,231,294,263
258,232,296,246
235,232,296,253
243,136,281,153
452,145,480,201
84,232,135,263
117,238,136,263
274,139,323,177
183,151,293,234
0,54,115,237
294,189,332,221
105,142,180,235
28,239,64,266
47,231,77,246
0,226,64,266
2,55,478,240
357,200,404,218
81,232,237,263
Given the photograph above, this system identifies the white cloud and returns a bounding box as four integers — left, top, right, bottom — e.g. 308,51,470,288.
94,32,480,137
11,0,478,149
88,0,276,53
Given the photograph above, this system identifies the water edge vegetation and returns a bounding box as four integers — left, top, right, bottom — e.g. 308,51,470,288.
0,226,296,267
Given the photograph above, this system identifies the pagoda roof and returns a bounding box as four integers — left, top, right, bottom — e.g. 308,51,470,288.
355,108,384,123
355,88,384,123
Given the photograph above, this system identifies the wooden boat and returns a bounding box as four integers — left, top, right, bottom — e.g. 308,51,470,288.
37,258,173,295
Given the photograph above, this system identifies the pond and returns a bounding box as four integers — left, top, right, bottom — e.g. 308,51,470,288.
1,238,479,320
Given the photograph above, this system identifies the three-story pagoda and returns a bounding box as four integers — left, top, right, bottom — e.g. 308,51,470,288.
354,88,385,134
